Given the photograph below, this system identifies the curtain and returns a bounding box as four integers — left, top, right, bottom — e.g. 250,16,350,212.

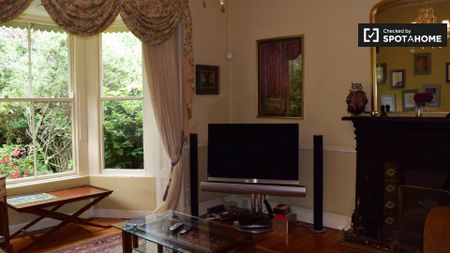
0,0,33,23
120,0,194,131
143,31,185,212
41,0,121,36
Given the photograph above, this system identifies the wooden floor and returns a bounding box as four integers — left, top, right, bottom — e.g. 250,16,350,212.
10,218,121,253
9,219,376,253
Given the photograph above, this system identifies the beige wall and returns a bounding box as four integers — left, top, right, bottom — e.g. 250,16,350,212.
220,0,380,217
189,0,233,203
89,176,156,211
189,0,232,145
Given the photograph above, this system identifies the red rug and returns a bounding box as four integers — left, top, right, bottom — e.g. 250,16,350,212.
48,232,122,253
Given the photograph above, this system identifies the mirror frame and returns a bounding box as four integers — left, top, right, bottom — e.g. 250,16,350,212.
370,0,449,115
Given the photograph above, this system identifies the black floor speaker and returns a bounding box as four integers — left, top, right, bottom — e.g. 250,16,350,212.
311,135,326,233
190,133,199,217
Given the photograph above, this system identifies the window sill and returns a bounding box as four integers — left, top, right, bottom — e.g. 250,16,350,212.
6,175,87,190
101,169,150,177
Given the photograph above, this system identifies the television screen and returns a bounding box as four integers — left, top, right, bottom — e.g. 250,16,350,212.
207,124,299,185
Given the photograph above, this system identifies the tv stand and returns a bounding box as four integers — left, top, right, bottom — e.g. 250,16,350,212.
200,181,307,197
201,181,306,233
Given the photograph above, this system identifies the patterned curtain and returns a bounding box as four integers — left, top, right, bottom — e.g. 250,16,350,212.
0,0,33,23
41,0,121,36
120,0,194,127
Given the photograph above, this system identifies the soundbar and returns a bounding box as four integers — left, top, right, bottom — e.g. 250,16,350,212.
200,181,307,197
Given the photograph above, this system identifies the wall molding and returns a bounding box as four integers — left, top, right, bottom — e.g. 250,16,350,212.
196,144,355,154
92,209,152,219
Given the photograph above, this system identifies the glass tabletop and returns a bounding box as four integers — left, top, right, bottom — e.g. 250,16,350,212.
113,211,262,253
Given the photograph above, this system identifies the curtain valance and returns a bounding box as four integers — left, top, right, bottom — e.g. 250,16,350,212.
40,0,122,36
0,0,33,23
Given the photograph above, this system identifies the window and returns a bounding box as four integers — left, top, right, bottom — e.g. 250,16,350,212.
101,32,143,169
0,23,74,181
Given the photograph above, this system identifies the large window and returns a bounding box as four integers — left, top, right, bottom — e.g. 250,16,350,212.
0,23,74,181
101,32,143,169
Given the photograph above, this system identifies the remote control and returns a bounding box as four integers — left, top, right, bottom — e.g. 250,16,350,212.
169,222,183,233
179,226,192,235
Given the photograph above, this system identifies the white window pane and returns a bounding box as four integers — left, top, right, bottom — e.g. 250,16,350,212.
31,29,69,98
102,32,142,97
0,26,29,98
0,102,33,179
103,100,143,169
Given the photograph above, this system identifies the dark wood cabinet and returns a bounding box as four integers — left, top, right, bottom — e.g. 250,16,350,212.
0,176,10,253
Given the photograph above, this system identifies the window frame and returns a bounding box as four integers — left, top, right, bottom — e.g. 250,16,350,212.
0,18,77,184
99,32,145,175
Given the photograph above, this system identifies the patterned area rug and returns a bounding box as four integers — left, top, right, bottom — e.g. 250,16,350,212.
49,233,123,253
48,232,164,253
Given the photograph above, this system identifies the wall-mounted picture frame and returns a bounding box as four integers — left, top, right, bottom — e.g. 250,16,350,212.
391,69,405,89
413,53,431,75
258,35,303,118
380,94,396,112
376,63,387,84
195,65,219,95
446,63,450,83
422,84,440,107
402,89,419,111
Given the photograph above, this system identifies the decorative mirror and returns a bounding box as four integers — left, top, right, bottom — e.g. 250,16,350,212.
371,0,450,113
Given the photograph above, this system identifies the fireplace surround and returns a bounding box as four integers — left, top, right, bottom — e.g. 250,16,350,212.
343,116,450,252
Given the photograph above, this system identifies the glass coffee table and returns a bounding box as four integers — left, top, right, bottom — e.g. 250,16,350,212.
114,211,263,253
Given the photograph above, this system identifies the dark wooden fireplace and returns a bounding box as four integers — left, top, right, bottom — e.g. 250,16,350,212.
343,116,450,252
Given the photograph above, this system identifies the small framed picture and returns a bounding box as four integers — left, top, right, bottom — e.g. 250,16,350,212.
402,89,419,111
413,53,431,75
376,63,387,84
195,65,219,95
422,84,440,107
380,94,396,112
446,63,450,83
391,69,405,89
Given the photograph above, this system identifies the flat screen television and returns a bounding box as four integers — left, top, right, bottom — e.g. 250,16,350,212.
207,124,299,185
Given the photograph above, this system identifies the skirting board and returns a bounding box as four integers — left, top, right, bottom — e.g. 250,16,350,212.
199,195,352,231
9,209,152,235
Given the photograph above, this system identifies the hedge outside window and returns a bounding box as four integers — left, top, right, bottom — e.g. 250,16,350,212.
101,31,143,169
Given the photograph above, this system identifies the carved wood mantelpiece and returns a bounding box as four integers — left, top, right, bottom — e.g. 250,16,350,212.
342,116,450,244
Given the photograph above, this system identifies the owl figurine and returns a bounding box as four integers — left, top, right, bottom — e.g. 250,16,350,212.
346,83,368,116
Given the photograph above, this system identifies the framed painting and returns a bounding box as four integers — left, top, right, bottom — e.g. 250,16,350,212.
391,69,405,89
258,35,304,118
380,94,396,112
446,63,450,83
376,63,387,84
413,53,431,75
195,65,219,95
422,84,440,107
402,89,419,111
